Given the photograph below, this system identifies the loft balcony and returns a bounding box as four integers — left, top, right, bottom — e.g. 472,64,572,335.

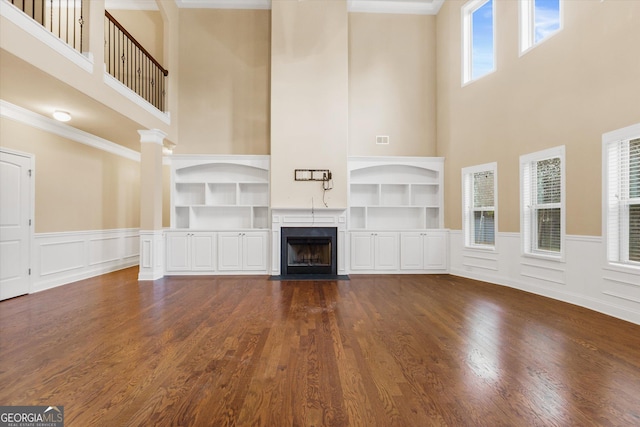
105,10,168,113
6,0,86,52
0,0,173,150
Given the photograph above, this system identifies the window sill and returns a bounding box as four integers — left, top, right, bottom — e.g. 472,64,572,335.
522,251,565,263
604,263,640,276
464,245,497,253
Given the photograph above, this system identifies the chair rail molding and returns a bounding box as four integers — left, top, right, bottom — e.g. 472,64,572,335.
33,228,139,292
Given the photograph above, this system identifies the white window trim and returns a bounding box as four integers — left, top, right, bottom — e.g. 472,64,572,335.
461,0,496,86
519,0,563,56
462,162,498,251
602,123,640,272
520,145,566,261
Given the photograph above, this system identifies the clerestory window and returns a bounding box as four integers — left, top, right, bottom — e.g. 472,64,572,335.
520,0,562,54
462,0,496,84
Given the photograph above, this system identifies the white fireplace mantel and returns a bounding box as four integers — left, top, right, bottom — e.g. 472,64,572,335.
271,208,347,276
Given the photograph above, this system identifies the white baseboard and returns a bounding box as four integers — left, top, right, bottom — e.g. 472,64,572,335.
449,230,640,325
32,229,139,292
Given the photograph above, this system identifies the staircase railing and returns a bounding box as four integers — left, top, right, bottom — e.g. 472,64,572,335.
9,0,85,52
104,10,168,112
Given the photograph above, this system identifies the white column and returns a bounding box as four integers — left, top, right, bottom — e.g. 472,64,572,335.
138,129,166,281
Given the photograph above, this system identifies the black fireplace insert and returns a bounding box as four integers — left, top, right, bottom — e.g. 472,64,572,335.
280,227,337,276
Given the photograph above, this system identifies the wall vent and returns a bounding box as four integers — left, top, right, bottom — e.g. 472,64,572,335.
376,135,389,145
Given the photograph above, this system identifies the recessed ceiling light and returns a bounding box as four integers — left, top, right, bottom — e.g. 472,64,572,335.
53,110,71,122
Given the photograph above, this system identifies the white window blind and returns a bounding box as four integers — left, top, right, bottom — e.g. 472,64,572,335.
606,137,640,265
535,157,562,252
463,163,496,248
521,147,564,258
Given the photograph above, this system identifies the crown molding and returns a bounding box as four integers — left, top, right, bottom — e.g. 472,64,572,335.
0,100,141,162
348,0,445,15
175,0,270,10
104,0,159,10
108,0,444,14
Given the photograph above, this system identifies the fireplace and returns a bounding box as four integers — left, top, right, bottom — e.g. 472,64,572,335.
281,227,337,276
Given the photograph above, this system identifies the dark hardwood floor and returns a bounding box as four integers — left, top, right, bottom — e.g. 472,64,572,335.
1,268,639,426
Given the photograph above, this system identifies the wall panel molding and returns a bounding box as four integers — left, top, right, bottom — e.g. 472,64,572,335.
33,229,139,292
449,230,640,325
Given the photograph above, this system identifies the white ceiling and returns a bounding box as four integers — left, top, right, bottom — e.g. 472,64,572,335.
105,0,446,15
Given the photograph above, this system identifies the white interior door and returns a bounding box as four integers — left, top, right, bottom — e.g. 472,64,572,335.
0,150,32,300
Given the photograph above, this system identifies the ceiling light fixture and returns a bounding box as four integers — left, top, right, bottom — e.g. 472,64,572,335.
53,110,71,122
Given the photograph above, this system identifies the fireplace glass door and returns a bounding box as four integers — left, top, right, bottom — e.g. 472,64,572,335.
281,227,337,275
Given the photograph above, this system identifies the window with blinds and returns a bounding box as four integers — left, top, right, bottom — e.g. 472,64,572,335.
605,134,640,266
462,163,497,248
520,147,565,258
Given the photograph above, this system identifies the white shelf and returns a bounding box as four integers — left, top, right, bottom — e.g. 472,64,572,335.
348,157,444,230
350,183,379,206
381,184,409,206
175,206,190,229
253,206,269,229
239,183,269,206
175,183,205,205
411,184,439,206
350,207,367,229
208,183,236,205
170,156,270,230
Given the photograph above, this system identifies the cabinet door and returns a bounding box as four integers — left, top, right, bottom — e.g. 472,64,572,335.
400,233,424,270
374,232,398,270
424,232,447,270
191,233,216,271
350,233,374,270
243,232,268,271
218,232,242,271
166,233,191,272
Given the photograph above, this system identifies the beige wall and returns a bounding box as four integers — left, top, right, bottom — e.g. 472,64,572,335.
270,0,349,209
107,9,164,65
0,118,140,233
177,9,270,155
436,0,640,235
349,13,436,157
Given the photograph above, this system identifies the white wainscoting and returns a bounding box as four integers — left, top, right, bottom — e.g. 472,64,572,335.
33,229,139,292
449,230,640,325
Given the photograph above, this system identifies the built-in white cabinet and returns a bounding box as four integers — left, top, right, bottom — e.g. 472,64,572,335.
350,232,399,271
218,231,268,272
165,231,216,273
400,231,448,271
349,157,444,230
348,157,448,274
164,155,447,275
171,156,269,230
166,156,270,274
